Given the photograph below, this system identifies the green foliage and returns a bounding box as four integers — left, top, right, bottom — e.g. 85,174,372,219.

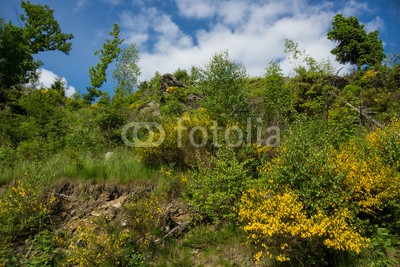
0,88,68,161
189,147,250,222
0,179,55,265
357,227,399,266
327,14,385,69
0,1,73,104
96,104,126,148
65,216,145,266
113,43,141,96
21,230,57,267
161,86,188,116
199,51,250,124
285,39,339,119
20,1,73,54
86,24,123,103
263,61,291,123
0,19,39,90
131,72,163,109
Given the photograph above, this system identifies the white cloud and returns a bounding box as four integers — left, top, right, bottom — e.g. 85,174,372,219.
365,16,384,32
341,0,369,17
119,0,380,80
37,68,76,97
65,86,77,98
175,0,217,19
74,0,88,12
120,8,193,52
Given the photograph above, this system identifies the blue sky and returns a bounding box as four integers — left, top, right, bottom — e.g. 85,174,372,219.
1,0,399,96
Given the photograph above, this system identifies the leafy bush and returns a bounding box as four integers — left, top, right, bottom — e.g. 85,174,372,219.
65,216,145,266
0,179,56,265
239,188,369,265
199,51,251,124
189,147,250,222
21,230,57,267
239,120,400,265
136,108,214,167
123,192,164,249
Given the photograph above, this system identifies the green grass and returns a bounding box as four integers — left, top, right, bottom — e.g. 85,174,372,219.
0,148,159,186
152,223,253,267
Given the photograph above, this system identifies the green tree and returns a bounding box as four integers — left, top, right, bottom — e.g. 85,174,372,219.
0,18,38,91
263,61,291,124
112,43,141,96
20,1,73,54
86,24,123,103
50,77,66,97
199,51,250,124
327,14,385,69
284,39,338,119
0,1,73,105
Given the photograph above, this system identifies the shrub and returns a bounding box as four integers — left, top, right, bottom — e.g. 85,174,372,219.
329,139,399,214
241,120,400,265
136,108,214,167
0,179,55,265
21,230,57,267
238,188,369,265
199,51,251,124
65,216,145,266
189,147,250,222
123,192,164,249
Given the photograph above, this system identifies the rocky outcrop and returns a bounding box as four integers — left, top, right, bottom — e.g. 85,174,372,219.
159,73,185,93
139,100,161,116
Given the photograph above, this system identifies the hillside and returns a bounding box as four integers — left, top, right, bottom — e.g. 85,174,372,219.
1,2,400,266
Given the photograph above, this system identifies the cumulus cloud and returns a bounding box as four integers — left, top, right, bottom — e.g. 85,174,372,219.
120,8,193,51
119,0,381,80
37,68,76,97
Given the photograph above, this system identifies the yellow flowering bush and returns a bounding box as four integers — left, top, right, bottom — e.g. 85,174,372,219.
238,189,369,264
136,108,214,167
123,193,164,248
329,140,399,213
361,70,378,81
0,179,56,264
0,179,54,240
243,121,400,265
366,119,400,170
65,216,144,266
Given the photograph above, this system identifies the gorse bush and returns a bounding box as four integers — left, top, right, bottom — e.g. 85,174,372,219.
0,178,56,265
65,216,145,266
0,179,55,239
239,189,369,264
123,192,164,249
239,121,400,265
329,140,399,214
136,108,214,167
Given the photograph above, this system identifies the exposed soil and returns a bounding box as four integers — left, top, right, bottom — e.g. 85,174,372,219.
47,179,192,236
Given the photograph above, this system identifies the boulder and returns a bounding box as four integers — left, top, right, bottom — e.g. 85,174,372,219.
159,73,185,93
